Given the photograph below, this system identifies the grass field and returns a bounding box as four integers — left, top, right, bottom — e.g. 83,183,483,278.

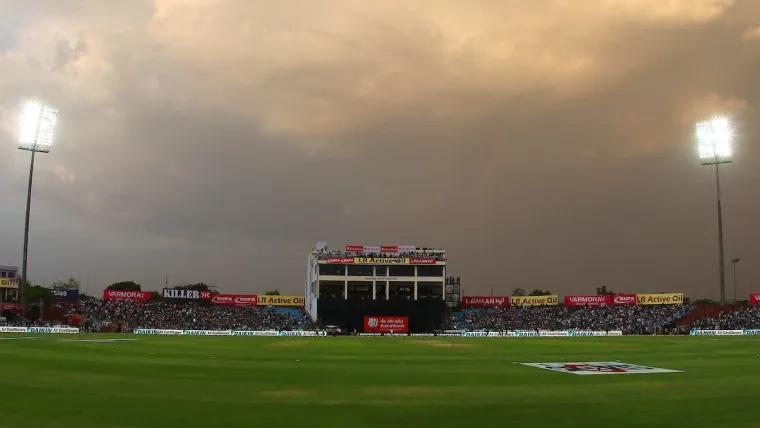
0,335,759,428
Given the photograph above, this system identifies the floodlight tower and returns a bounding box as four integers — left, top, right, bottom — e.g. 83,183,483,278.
17,101,59,317
695,117,732,306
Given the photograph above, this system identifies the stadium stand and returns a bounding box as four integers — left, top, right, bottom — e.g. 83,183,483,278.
692,305,760,330
56,301,316,332
449,305,693,334
6,298,760,334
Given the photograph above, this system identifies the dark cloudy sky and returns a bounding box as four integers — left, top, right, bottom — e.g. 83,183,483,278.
1,0,759,299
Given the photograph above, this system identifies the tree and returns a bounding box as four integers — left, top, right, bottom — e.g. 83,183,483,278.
78,293,96,301
106,281,141,291
595,286,614,296
265,289,280,295
149,291,163,301
50,277,81,291
511,288,526,296
173,283,215,292
528,289,551,296
21,282,55,304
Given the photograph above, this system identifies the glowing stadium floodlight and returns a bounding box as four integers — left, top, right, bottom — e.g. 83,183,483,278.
16,100,59,317
695,116,734,306
696,117,732,165
18,101,58,153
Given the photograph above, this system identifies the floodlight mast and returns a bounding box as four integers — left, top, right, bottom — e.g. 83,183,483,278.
17,101,58,318
696,118,732,306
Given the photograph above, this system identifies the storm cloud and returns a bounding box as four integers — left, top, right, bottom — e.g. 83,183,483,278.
1,0,759,298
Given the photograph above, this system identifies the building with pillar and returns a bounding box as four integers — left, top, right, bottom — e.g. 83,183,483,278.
1,265,20,309
305,245,448,332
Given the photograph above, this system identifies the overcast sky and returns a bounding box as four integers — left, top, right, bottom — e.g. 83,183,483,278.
1,0,759,299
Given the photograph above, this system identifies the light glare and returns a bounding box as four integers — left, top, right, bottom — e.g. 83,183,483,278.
696,117,732,165
18,101,58,153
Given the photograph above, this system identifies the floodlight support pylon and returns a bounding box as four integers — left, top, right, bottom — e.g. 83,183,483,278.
715,163,726,306
20,150,36,318
19,110,44,319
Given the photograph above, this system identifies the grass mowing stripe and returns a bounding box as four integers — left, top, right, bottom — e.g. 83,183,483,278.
1,335,758,427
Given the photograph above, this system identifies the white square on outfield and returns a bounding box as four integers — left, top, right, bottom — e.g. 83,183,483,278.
520,362,682,375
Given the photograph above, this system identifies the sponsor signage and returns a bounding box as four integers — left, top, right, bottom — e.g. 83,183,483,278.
354,257,406,265
257,295,305,307
52,289,79,301
751,294,760,305
521,362,682,375
569,331,620,337
689,330,744,336
134,329,184,335
27,327,79,334
564,295,612,306
132,329,325,336
0,278,19,288
346,245,417,253
363,277,399,281
511,295,559,306
408,258,436,265
0,326,28,333
323,257,441,265
0,303,21,310
613,294,636,305
457,331,624,338
184,330,232,336
325,257,354,264
278,331,320,336
103,290,151,301
744,329,760,335
210,294,258,306
364,316,409,333
0,326,81,334
636,293,683,305
162,289,211,300
540,331,569,337
462,296,509,308
233,331,279,336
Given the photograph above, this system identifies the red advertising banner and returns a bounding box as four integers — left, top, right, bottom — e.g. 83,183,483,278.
0,302,20,310
210,294,258,306
409,258,436,265
364,316,408,333
346,245,417,253
462,296,509,308
103,290,151,301
325,257,354,264
751,294,760,305
564,295,612,306
612,294,636,305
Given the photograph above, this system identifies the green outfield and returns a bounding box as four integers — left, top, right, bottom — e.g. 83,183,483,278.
0,335,758,428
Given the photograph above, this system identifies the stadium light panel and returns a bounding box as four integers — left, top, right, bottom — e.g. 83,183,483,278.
18,101,58,153
696,117,732,165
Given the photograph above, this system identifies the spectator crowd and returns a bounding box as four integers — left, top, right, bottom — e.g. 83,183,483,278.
450,305,693,335
692,305,760,330
5,298,758,334
56,300,316,332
